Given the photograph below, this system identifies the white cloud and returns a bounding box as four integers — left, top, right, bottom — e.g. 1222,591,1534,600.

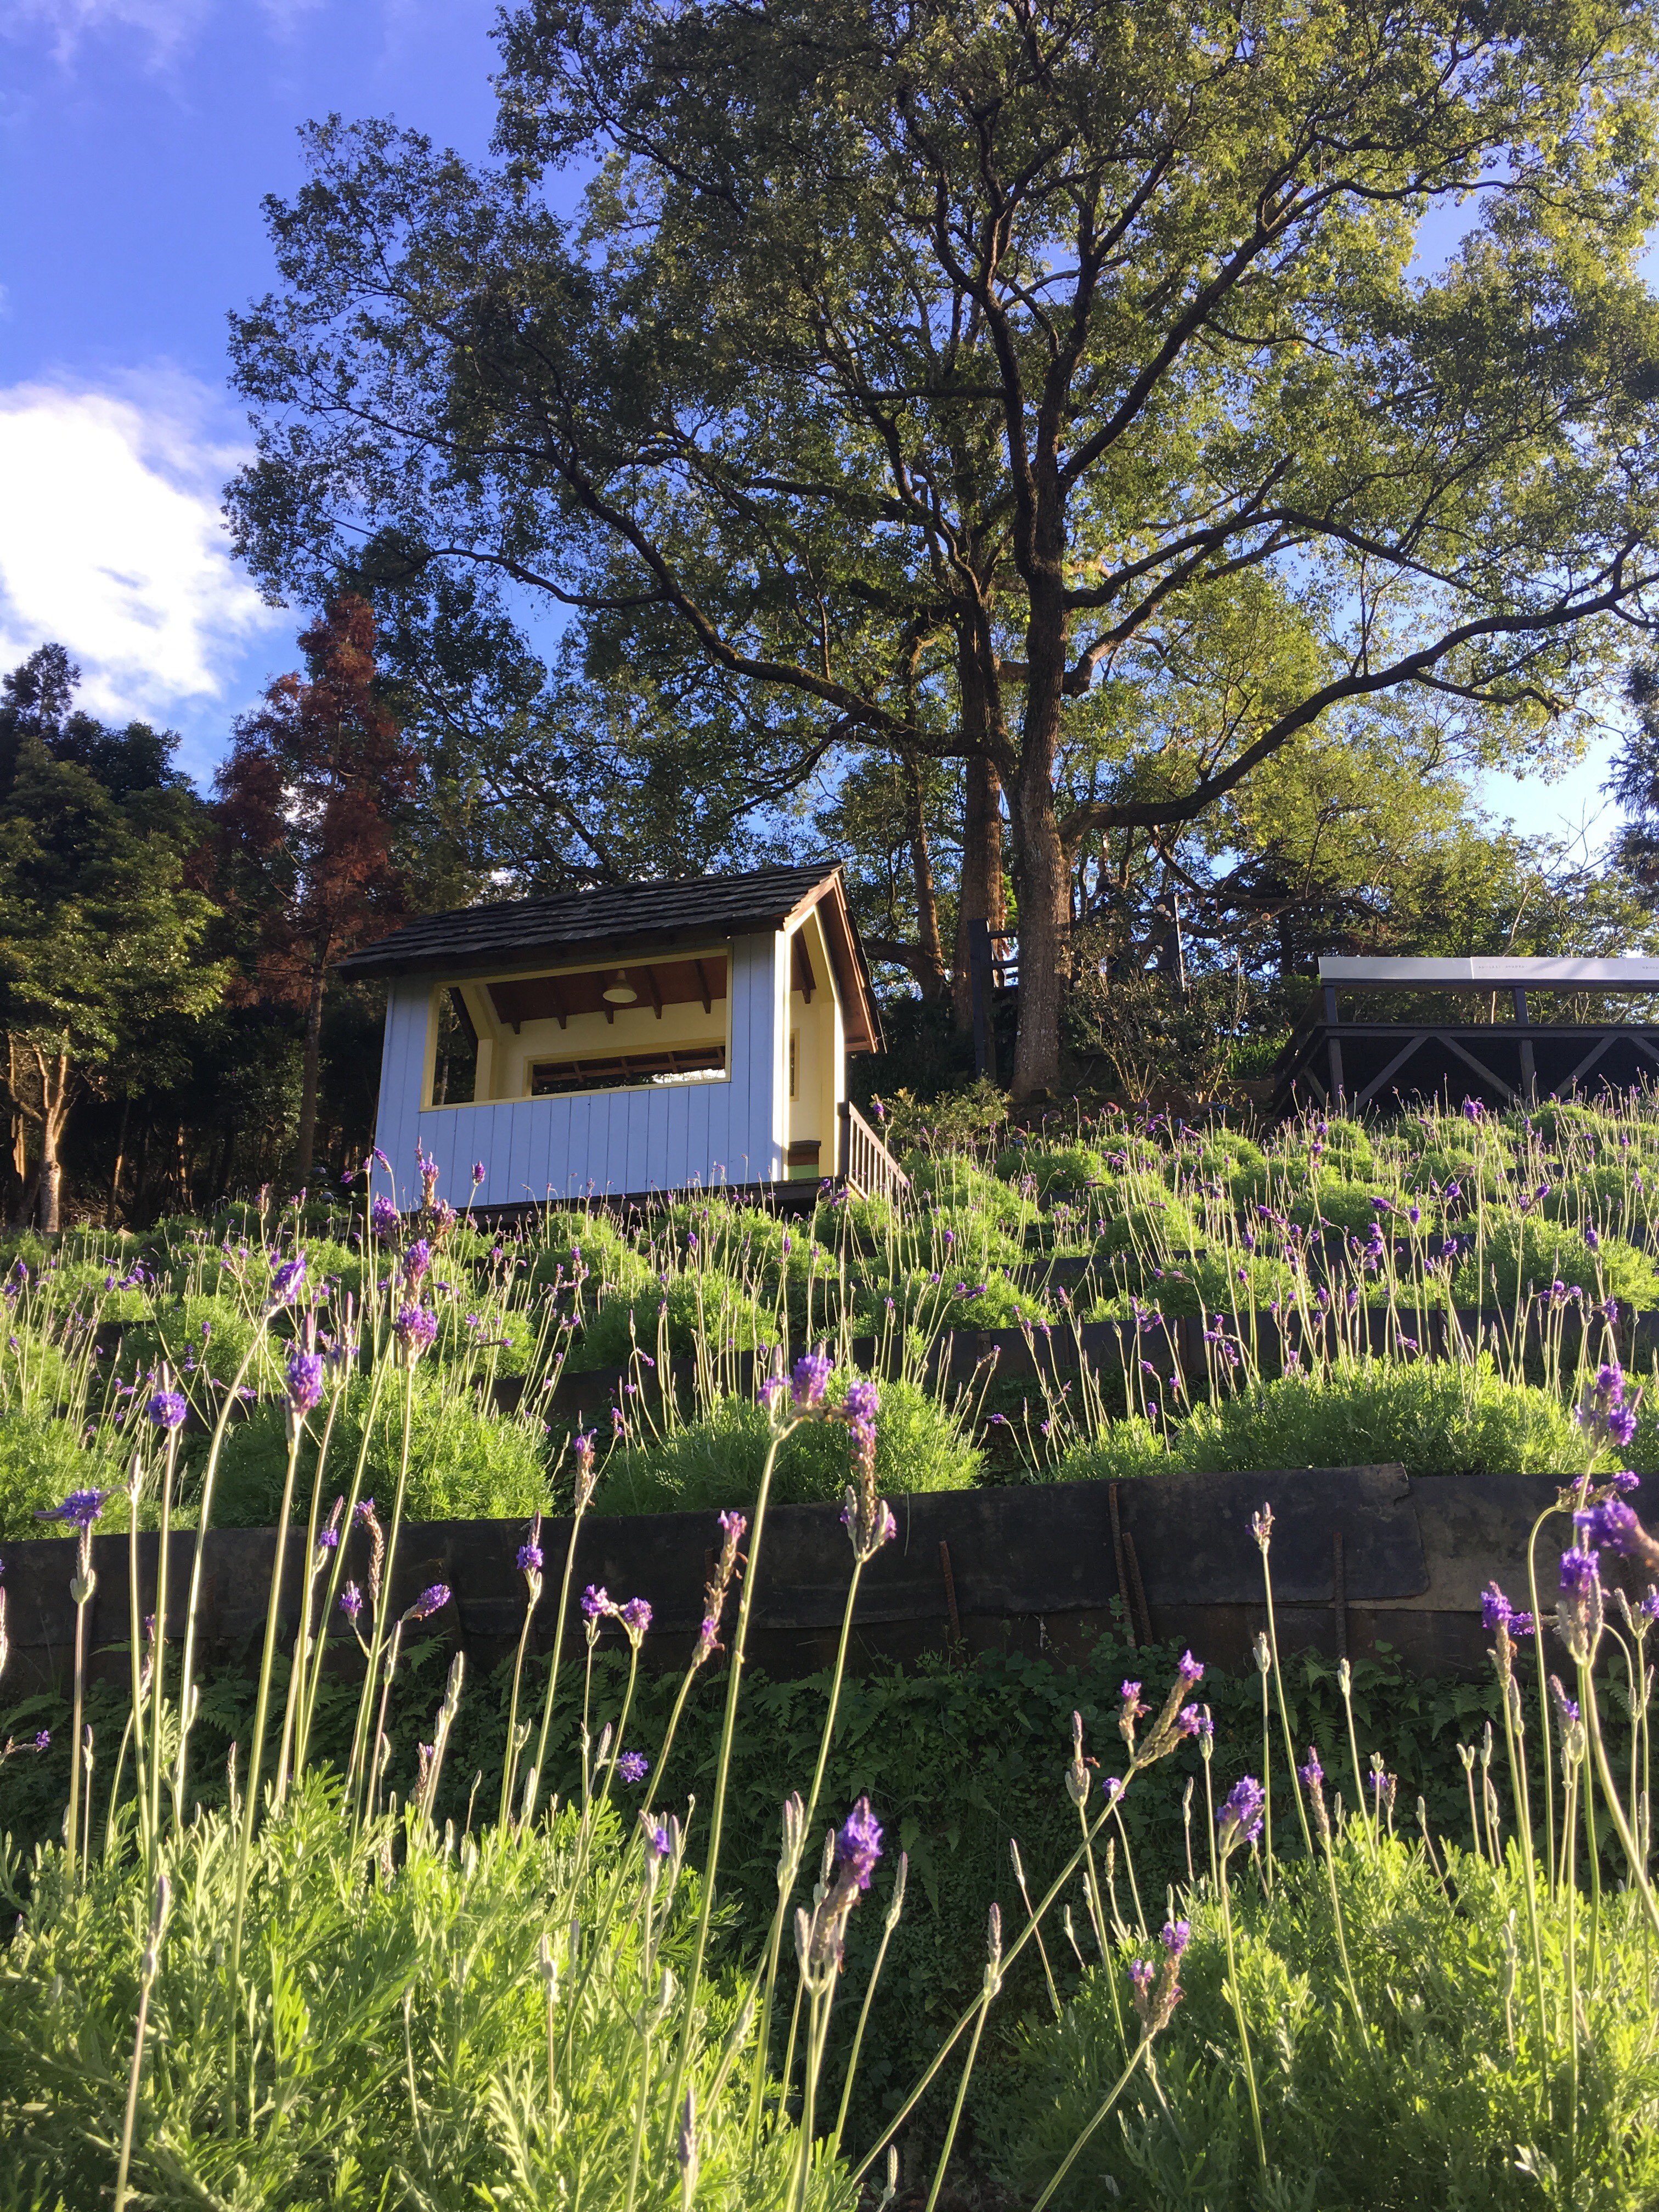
0,372,287,732
0,0,213,64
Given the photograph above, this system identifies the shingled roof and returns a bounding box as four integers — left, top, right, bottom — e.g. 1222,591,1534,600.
337,862,883,1052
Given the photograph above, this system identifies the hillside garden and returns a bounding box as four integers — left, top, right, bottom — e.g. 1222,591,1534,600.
0,1098,1658,2204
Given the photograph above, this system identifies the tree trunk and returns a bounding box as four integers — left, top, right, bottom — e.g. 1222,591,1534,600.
35,1051,71,1234
295,956,327,1190
906,757,948,1002
1008,541,1070,1097
213,1121,237,1204
1007,757,1070,1097
951,616,1008,1029
109,1095,131,1220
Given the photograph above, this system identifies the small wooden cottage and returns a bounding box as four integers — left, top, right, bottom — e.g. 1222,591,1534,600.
337,864,905,1213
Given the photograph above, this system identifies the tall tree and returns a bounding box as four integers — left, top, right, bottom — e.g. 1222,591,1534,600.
0,648,224,1230
228,0,1659,1093
216,594,422,1187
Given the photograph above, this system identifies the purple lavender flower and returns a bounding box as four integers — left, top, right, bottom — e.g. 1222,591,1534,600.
340,1581,364,1623
148,1390,187,1431
285,1350,326,1416
392,1305,439,1362
1161,1918,1190,1959
1298,1746,1324,1791
836,1796,883,1890
843,1378,879,1438
1176,1704,1210,1739
619,1596,652,1639
1577,1499,1643,1555
1128,1957,1155,1995
369,1195,399,1238
268,1256,307,1308
36,1488,111,1531
1217,1774,1267,1849
1613,1470,1641,1494
1176,1650,1204,1685
1482,1583,1515,1634
644,1821,672,1860
1550,1675,1581,1726
618,1750,650,1784
407,1583,450,1622
517,1538,544,1577
318,1526,340,1551
791,1347,833,1409
403,1238,432,1288
472,1161,487,1187
581,1584,612,1621
718,1508,748,1544
1561,1549,1600,1598
32,1729,49,1752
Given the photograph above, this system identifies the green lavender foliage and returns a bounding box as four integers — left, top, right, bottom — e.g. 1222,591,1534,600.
1051,1356,1584,1482
0,1781,838,2212
983,1835,1659,2211
6,1090,1659,1544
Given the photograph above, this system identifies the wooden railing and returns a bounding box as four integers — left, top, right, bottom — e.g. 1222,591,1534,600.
837,1099,911,1201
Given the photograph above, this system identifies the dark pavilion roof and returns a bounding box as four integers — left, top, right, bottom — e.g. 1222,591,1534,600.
338,862,883,1053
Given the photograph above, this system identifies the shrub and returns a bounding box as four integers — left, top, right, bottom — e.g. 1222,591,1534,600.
1051,1355,1585,1481
595,1374,980,1514
993,1141,1111,1195
856,1266,1051,1334
0,1409,134,1541
1451,1215,1659,1311
210,1368,551,1526
983,1834,1659,2212
570,1267,766,1372
0,1781,822,2212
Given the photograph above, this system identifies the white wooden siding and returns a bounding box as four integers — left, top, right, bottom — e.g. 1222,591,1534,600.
369,931,789,1212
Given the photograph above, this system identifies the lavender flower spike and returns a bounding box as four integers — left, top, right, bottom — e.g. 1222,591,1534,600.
407,1583,451,1622
835,1796,883,1891
148,1389,188,1432
791,1346,833,1410
285,1350,326,1417
619,1596,653,1641
37,1488,111,1531
618,1750,650,1784
392,1305,439,1365
1216,1774,1267,1852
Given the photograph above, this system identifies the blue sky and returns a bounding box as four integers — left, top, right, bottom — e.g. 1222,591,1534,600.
0,0,1640,852
0,0,501,787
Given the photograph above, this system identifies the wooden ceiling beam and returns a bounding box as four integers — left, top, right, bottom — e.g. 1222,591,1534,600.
642,964,663,1019
693,958,712,1013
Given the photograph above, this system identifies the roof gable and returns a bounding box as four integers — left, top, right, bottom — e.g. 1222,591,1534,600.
339,863,883,1052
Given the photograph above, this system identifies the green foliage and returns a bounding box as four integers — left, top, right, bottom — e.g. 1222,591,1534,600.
983,1835,1659,2210
0,1780,830,2212
595,1375,980,1514
1452,1216,1659,1311
0,1408,131,1537
571,1268,766,1373
211,1368,551,1527
1053,1357,1586,1481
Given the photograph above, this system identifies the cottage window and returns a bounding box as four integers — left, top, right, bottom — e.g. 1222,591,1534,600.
528,1043,727,1097
431,989,478,1106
